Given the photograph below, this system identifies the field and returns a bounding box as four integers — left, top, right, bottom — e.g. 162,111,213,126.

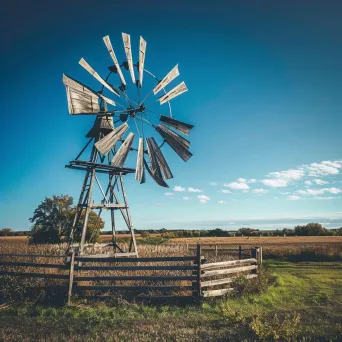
1,237,342,341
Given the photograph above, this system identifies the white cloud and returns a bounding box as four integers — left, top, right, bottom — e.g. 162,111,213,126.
306,161,341,177
174,185,186,192
224,182,249,190
288,195,301,201
183,196,191,200
280,192,290,195
220,189,232,194
188,187,203,193
164,192,174,197
305,180,312,186
217,200,227,204
247,179,256,183
209,182,217,186
313,179,328,185
314,196,340,200
237,178,246,183
268,169,305,181
252,188,268,194
197,195,211,204
296,187,342,195
262,179,288,187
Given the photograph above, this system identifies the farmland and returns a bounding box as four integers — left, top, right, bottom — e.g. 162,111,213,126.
1,236,342,341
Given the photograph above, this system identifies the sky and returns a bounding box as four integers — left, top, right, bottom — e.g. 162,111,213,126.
1,0,342,231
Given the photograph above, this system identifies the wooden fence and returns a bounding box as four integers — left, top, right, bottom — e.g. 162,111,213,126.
0,246,262,304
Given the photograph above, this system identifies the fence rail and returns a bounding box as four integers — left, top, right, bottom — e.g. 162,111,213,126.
0,245,262,304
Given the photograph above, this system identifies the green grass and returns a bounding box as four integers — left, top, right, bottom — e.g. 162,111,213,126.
1,261,341,341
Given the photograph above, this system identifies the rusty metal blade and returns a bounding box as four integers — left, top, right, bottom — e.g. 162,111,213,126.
122,33,136,83
135,138,144,182
158,81,188,105
150,137,173,179
160,116,194,136
153,65,179,95
103,35,126,86
156,124,192,162
95,123,129,155
139,36,146,87
144,159,169,188
112,132,135,167
79,58,120,96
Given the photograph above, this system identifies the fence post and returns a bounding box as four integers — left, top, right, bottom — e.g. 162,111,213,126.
215,245,218,259
67,248,76,305
257,247,262,265
196,243,202,302
238,245,242,260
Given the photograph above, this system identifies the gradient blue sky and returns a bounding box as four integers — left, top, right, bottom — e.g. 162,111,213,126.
1,0,342,231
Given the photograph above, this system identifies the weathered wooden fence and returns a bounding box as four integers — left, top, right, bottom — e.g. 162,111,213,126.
0,246,262,304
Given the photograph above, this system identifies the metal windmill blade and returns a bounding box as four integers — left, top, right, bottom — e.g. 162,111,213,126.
135,138,145,182
62,74,115,114
144,159,169,188
138,36,147,87
160,116,194,136
153,65,179,95
86,116,114,138
156,124,192,162
158,81,188,105
112,132,135,167
150,137,173,179
122,33,136,83
95,123,129,155
103,35,126,86
79,58,120,96
146,138,163,180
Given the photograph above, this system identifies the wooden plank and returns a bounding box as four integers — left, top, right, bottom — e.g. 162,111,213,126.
153,65,180,95
76,285,194,291
159,82,188,105
139,36,146,86
0,271,69,279
89,203,126,209
202,288,234,297
122,33,135,83
0,254,64,258
0,261,67,269
201,258,257,270
67,249,76,305
156,125,192,162
95,123,129,155
75,256,196,262
135,138,144,182
103,35,126,85
111,132,135,167
201,265,257,278
74,275,196,281
150,137,173,179
76,265,197,271
201,274,257,288
160,116,194,136
85,295,195,303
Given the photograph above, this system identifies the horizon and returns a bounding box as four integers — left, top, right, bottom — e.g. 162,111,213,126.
1,1,342,232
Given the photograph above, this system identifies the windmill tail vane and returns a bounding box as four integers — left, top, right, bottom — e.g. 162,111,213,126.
62,32,194,256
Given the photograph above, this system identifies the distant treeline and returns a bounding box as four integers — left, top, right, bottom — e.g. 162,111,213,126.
2,223,342,237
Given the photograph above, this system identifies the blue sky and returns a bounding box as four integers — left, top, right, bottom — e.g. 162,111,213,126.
1,1,342,231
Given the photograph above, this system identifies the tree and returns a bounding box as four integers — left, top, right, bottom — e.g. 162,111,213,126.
29,195,104,244
294,222,331,236
0,228,13,236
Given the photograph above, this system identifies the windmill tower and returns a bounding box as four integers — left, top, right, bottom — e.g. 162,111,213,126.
63,33,194,256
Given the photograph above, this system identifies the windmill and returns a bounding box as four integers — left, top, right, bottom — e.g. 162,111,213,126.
63,33,194,256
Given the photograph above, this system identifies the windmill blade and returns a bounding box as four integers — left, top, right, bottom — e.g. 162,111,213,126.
156,124,192,162
122,33,136,84
139,36,146,87
63,74,116,114
160,115,194,136
95,123,129,155
144,158,169,188
112,132,135,167
86,116,114,138
158,124,190,149
153,65,179,95
146,138,163,180
135,138,145,182
79,58,120,97
103,35,126,86
150,137,173,179
158,81,188,105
